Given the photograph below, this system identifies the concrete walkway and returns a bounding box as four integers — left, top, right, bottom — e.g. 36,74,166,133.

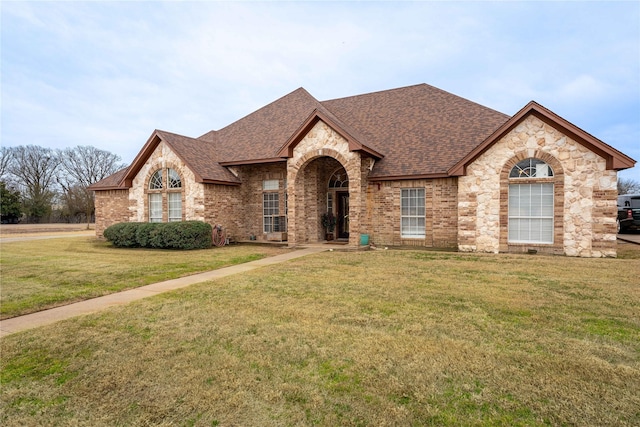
0,246,328,338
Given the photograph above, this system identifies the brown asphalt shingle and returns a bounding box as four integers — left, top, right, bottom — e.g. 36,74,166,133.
91,84,513,188
209,88,323,163
321,84,510,177
88,167,129,190
156,130,240,184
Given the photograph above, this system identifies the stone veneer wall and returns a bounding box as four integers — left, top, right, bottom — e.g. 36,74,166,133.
287,120,364,246
362,178,458,247
94,189,130,238
458,115,617,257
129,141,203,222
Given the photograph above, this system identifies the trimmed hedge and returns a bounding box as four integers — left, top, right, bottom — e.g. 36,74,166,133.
103,221,213,250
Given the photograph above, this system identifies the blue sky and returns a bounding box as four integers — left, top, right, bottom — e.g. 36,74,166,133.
2,1,639,181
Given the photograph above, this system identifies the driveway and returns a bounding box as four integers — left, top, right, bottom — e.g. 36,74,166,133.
0,223,94,242
618,232,640,245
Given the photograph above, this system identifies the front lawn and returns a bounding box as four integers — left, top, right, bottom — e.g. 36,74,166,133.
1,244,638,426
0,237,288,319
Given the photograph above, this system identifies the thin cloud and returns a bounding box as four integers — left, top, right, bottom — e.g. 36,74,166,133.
2,1,638,181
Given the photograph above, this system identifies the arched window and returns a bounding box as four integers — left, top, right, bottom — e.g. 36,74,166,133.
508,159,554,244
509,158,554,178
167,169,182,222
148,168,183,223
328,169,348,188
149,170,163,189
168,168,182,189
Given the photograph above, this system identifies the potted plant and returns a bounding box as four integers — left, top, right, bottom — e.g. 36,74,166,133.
321,212,336,240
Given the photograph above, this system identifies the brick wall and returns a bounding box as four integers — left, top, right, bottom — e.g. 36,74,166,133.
232,163,288,241
362,178,458,248
94,189,130,238
200,183,241,240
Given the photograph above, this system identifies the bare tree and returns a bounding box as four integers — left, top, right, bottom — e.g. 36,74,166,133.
8,145,61,222
618,177,640,195
0,146,14,180
58,146,125,227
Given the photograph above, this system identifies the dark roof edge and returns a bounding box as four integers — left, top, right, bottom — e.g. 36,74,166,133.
219,158,288,167
201,179,242,186
89,184,129,191
368,173,452,181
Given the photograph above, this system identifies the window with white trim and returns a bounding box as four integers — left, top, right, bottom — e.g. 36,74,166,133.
149,193,162,222
509,158,554,178
263,192,280,233
168,168,182,189
328,169,348,188
263,179,279,191
148,168,183,222
168,192,182,222
401,188,425,238
263,179,286,233
149,170,163,189
508,159,554,244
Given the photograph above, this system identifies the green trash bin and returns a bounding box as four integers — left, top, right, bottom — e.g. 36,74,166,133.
360,234,370,246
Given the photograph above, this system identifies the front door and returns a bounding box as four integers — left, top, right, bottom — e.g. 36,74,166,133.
336,191,349,239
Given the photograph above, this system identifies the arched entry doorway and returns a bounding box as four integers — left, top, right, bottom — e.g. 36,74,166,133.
289,155,351,244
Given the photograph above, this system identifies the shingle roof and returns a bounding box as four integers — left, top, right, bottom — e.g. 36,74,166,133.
205,83,510,178
88,167,129,190
155,130,240,184
91,83,632,191
210,88,323,163
321,84,510,178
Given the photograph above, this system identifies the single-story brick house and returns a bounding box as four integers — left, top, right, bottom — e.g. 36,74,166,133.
90,84,635,257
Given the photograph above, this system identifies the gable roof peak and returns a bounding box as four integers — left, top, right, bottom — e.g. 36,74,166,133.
448,100,636,175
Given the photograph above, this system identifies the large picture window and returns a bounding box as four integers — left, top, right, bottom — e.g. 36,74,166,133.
508,158,554,244
401,188,425,238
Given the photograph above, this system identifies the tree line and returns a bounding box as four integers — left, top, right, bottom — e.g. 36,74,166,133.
1,144,639,225
0,145,126,224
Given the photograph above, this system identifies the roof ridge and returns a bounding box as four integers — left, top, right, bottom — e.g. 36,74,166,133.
217,87,316,133
320,83,427,103
322,83,510,119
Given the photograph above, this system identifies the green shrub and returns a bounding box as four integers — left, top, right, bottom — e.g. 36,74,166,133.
148,223,167,249
135,222,159,248
103,222,142,247
150,221,213,250
104,221,212,250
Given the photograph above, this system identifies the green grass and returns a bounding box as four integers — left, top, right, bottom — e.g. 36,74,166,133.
1,243,639,425
0,237,288,319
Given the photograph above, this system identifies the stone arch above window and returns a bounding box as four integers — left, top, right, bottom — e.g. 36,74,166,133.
168,168,182,189
328,167,349,188
149,169,163,189
509,158,554,179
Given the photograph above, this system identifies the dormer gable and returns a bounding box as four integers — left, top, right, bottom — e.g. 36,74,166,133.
276,108,384,160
